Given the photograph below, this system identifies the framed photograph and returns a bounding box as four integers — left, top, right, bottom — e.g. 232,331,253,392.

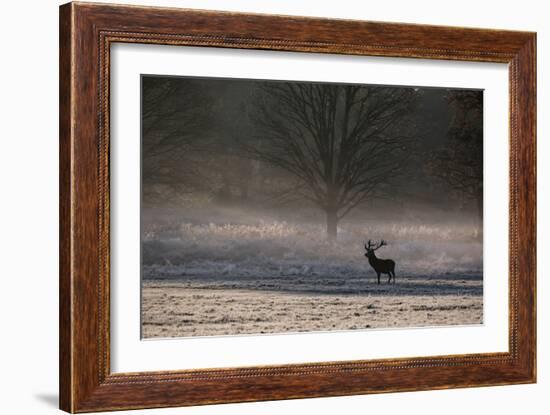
59,2,536,412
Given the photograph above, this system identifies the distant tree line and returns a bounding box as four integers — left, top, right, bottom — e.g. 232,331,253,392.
142,77,483,241
427,90,483,225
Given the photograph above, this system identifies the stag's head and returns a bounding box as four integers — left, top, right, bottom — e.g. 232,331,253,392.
364,240,387,259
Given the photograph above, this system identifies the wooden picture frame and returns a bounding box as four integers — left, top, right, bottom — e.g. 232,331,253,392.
59,2,536,412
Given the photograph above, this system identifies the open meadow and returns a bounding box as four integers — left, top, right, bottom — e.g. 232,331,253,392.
141,215,483,338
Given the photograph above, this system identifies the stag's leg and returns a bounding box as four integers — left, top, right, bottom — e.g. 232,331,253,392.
387,273,392,284
377,272,380,284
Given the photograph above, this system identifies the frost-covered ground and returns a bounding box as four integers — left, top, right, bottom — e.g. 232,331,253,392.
141,218,483,338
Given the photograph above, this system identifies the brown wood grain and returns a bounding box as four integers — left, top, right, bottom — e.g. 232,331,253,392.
59,3,73,411
59,2,537,412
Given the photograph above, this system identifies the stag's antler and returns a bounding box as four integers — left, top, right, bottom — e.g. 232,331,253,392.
372,240,387,250
365,240,388,250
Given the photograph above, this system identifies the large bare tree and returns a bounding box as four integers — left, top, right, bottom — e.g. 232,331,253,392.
249,82,417,240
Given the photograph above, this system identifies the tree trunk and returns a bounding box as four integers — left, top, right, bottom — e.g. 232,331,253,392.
326,208,338,241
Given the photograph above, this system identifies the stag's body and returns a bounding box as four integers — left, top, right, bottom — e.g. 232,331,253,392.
364,240,396,284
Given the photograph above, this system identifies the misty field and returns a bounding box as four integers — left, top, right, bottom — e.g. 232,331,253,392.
141,213,483,338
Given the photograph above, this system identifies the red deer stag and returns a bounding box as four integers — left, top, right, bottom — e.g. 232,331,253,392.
364,240,396,284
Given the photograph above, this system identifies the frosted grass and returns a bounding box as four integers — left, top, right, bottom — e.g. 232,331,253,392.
142,220,482,280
